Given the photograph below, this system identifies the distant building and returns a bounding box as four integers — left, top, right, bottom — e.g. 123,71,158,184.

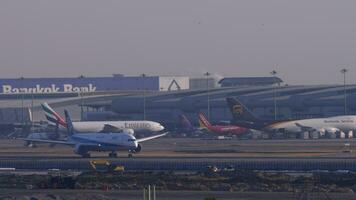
219,77,283,87
0,107,31,124
110,84,356,129
1,74,356,135
0,107,32,136
0,75,189,134
158,76,190,91
0,75,190,96
189,77,217,90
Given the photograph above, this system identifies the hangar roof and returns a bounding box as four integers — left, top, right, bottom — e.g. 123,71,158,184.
219,77,283,87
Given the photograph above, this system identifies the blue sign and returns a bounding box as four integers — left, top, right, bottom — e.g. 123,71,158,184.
0,76,159,94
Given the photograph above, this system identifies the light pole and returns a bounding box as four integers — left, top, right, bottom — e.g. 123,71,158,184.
341,68,348,115
20,77,24,130
31,92,34,132
142,73,146,120
204,72,211,121
80,91,84,120
79,75,84,120
270,70,277,120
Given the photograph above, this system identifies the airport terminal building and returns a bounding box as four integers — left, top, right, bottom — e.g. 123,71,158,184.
111,84,356,129
0,75,189,133
0,75,355,134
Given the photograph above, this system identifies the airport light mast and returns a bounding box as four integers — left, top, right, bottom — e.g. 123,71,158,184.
79,75,85,121
204,72,211,121
142,73,146,120
31,91,34,132
341,68,348,115
270,70,277,120
20,76,24,131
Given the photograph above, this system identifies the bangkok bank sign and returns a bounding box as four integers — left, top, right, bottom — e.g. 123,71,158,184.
2,84,97,94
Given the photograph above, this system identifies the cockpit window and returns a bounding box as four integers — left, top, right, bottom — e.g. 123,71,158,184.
128,139,136,142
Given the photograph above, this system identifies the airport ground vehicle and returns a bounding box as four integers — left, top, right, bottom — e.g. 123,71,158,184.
89,160,125,172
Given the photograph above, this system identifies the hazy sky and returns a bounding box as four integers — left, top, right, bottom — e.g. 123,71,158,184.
0,0,355,85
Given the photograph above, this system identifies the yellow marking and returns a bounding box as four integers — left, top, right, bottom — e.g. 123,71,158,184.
266,120,293,129
233,105,243,115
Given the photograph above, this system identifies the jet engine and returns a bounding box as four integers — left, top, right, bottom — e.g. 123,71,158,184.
324,127,340,134
131,144,142,153
317,128,326,137
122,129,135,135
318,127,340,138
74,144,87,155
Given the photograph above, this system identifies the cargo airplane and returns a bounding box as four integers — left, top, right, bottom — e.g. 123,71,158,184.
42,102,164,133
227,97,356,136
24,110,167,158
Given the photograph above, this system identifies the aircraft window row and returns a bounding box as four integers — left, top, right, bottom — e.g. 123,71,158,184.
128,139,136,142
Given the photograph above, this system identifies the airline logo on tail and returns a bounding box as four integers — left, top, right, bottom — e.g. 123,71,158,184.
233,104,244,115
198,113,212,130
41,102,67,127
226,97,260,122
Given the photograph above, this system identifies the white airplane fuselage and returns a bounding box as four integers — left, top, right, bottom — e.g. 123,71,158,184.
58,121,164,133
265,115,356,134
69,132,139,152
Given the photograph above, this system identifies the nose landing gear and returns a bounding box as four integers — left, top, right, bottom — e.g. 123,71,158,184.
81,152,91,158
109,152,117,158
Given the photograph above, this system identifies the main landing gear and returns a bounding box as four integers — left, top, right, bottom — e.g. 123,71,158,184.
27,143,37,148
81,152,91,158
109,152,118,158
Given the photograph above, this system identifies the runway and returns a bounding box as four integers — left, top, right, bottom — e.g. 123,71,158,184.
3,138,356,158
1,138,356,171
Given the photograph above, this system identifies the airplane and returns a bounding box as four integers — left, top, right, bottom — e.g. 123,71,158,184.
226,97,277,130
175,114,208,137
42,102,165,133
198,113,248,136
226,97,356,136
179,114,197,133
24,110,167,158
273,117,356,136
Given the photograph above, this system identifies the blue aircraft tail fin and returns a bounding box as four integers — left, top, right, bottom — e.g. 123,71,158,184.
64,110,75,136
179,114,194,132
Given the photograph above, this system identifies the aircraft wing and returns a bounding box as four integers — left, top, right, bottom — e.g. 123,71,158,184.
218,120,232,125
136,132,168,143
295,123,316,132
101,124,122,133
22,138,75,146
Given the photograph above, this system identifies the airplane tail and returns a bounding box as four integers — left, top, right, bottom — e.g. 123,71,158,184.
226,97,260,122
64,110,75,135
179,114,194,131
41,102,67,127
198,113,212,130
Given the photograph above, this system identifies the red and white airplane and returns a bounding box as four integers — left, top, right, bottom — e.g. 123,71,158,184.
198,113,248,136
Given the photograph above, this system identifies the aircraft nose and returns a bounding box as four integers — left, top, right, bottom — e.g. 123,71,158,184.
158,125,165,131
